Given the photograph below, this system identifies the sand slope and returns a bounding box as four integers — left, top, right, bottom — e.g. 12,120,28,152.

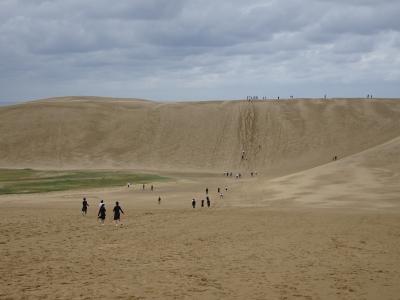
1,97,400,176
252,134,400,209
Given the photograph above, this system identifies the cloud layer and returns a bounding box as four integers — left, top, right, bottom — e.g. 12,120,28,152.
1,0,399,102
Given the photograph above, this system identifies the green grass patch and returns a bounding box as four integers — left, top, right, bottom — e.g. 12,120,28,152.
0,169,168,195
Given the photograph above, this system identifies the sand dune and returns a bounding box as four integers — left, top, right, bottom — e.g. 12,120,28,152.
1,97,400,176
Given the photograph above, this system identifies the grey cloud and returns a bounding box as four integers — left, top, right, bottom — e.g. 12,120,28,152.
0,0,399,103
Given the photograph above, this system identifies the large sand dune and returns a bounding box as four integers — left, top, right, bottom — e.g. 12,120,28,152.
1,97,400,176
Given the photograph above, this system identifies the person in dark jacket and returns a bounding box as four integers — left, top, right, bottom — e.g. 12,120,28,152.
82,197,89,216
98,203,106,225
113,201,124,226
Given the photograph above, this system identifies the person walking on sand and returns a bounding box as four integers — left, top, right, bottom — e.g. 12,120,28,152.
151,185,154,191
220,192,224,199
201,199,205,207
192,198,196,208
206,187,208,194
82,197,89,216
113,201,124,226
217,187,220,193
98,202,106,225
207,197,211,207
158,196,161,205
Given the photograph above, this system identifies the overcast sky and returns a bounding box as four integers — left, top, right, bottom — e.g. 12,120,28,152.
1,0,399,103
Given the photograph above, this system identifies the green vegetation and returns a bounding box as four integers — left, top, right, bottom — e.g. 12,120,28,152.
0,169,168,195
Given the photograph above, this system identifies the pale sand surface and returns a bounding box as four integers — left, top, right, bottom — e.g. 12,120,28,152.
1,171,400,300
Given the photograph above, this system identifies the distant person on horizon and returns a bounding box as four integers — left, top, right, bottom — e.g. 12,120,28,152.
158,196,161,205
151,185,154,191
98,202,106,225
142,184,145,190
206,187,208,195
82,197,89,216
192,198,196,208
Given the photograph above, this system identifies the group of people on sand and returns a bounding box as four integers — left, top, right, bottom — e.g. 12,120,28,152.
81,197,124,226
224,171,258,179
246,96,276,101
191,186,230,208
191,197,211,208
192,187,211,208
80,178,236,215
128,183,154,192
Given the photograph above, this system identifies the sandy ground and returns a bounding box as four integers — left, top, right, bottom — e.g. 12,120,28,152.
1,172,400,300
